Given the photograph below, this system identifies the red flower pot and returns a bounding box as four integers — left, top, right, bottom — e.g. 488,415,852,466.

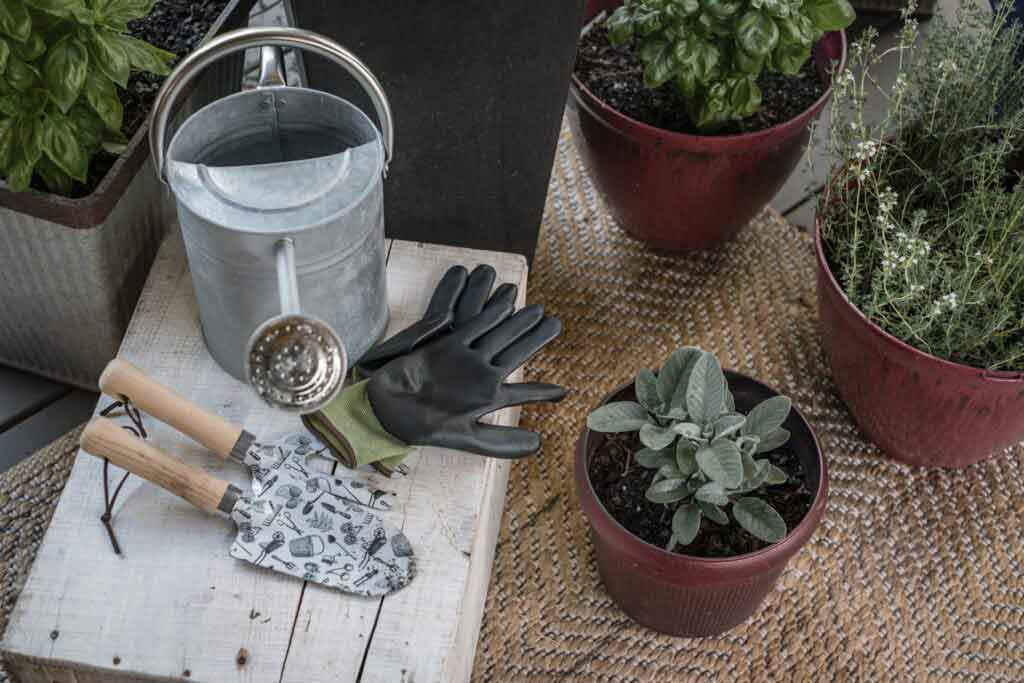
815,223,1024,468
575,373,828,636
567,2,847,251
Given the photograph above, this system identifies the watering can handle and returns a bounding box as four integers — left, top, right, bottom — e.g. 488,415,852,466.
149,26,394,183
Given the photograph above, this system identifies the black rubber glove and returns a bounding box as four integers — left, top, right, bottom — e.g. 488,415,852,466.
367,299,566,458
354,264,518,378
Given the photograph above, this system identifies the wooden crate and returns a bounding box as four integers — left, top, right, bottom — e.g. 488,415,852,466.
1,232,527,683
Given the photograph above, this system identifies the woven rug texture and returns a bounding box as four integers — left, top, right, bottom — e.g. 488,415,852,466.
0,425,84,683
470,126,1024,682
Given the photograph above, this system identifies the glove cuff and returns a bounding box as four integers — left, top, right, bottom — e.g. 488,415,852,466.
301,380,413,470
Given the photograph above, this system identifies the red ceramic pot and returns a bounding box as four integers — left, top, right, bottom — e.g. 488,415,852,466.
568,2,847,251
575,372,828,636
815,223,1024,468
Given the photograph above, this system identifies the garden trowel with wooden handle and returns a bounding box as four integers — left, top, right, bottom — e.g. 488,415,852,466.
80,417,415,597
98,359,394,510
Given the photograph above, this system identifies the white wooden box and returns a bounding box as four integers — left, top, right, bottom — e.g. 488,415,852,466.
1,232,527,682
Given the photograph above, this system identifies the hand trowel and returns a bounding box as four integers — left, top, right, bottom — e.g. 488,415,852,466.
80,417,415,597
98,359,393,509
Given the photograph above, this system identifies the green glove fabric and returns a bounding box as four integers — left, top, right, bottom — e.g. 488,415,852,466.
301,380,412,475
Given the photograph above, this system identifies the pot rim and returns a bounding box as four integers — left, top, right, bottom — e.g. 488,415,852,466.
569,6,848,150
813,217,1024,381
576,370,828,573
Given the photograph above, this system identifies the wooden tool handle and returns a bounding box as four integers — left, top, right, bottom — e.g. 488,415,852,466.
81,417,236,516
99,359,244,460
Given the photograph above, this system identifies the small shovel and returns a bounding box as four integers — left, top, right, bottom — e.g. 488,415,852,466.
98,359,393,509
80,417,415,597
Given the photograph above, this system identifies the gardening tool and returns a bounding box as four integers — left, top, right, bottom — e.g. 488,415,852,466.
149,26,396,412
97,359,395,510
80,417,414,597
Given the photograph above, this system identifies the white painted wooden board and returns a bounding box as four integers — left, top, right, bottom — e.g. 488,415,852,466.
1,231,528,683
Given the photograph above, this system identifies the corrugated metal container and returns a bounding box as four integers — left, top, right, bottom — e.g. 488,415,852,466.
0,0,255,389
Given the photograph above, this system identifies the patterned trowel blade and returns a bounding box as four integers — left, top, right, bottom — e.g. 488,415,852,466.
237,432,396,511
228,494,415,597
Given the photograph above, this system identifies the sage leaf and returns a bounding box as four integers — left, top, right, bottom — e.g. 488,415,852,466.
725,387,736,412
661,346,702,408
672,503,702,544
657,463,684,480
82,69,122,132
635,368,662,413
713,414,745,440
675,439,698,475
587,401,649,433
635,447,674,469
756,428,790,453
698,500,729,524
646,478,691,504
696,439,743,488
0,0,31,44
686,352,726,424
695,481,730,506
672,422,702,440
733,497,787,542
44,36,88,113
741,451,758,480
744,395,792,437
640,423,676,450
761,461,789,485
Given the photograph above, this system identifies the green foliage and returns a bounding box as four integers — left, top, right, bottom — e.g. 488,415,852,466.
605,0,854,130
818,0,1024,371
0,0,175,194
587,347,792,550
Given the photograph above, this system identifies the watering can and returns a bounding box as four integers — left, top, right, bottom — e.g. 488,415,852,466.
149,27,394,413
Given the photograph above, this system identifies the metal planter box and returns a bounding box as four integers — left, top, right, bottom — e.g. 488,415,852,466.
290,0,585,263
0,0,255,390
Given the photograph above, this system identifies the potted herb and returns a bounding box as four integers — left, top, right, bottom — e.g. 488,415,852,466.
816,2,1024,467
569,0,852,250
0,0,253,389
575,347,827,636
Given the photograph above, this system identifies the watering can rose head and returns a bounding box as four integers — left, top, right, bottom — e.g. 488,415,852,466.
605,0,855,130
587,347,793,550
0,0,176,194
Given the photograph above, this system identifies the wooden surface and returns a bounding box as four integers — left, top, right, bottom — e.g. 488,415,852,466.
1,231,528,683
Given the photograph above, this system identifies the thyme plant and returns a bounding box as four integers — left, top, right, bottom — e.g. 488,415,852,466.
0,0,175,194
605,0,855,130
819,0,1024,370
588,347,792,550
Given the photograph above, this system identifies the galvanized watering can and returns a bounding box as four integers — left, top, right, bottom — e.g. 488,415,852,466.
150,27,394,413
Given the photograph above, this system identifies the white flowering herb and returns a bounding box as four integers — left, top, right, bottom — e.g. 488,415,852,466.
816,0,1024,371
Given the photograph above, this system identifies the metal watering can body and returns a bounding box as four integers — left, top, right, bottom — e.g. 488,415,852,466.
150,28,395,412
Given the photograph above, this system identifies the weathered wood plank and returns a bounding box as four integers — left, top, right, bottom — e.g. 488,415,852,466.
2,233,525,683
281,241,527,683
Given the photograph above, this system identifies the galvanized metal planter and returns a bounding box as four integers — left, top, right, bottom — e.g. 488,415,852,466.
0,0,255,390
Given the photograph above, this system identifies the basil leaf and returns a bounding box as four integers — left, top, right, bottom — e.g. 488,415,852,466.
729,77,762,117
775,42,811,76
82,68,122,132
5,55,39,92
804,0,856,31
116,33,174,75
34,153,73,193
0,0,32,43
88,27,129,87
11,31,45,60
23,0,87,19
0,116,14,168
93,0,156,26
737,11,780,58
42,113,87,180
0,38,9,77
44,36,89,112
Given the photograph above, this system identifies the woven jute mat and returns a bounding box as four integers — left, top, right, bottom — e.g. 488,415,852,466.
471,126,1024,682
0,424,84,683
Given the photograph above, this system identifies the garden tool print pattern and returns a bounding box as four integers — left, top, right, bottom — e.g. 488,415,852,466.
227,432,415,597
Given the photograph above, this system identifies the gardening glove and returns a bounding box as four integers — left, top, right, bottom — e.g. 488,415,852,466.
302,299,566,473
353,264,518,379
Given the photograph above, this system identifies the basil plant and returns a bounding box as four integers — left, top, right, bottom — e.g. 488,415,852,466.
605,0,855,130
0,0,175,194
588,347,794,550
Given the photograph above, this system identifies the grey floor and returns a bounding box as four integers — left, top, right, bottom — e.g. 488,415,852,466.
0,0,965,474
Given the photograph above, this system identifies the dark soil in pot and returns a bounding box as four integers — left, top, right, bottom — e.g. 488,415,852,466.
31,0,232,198
575,23,826,135
588,433,813,558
